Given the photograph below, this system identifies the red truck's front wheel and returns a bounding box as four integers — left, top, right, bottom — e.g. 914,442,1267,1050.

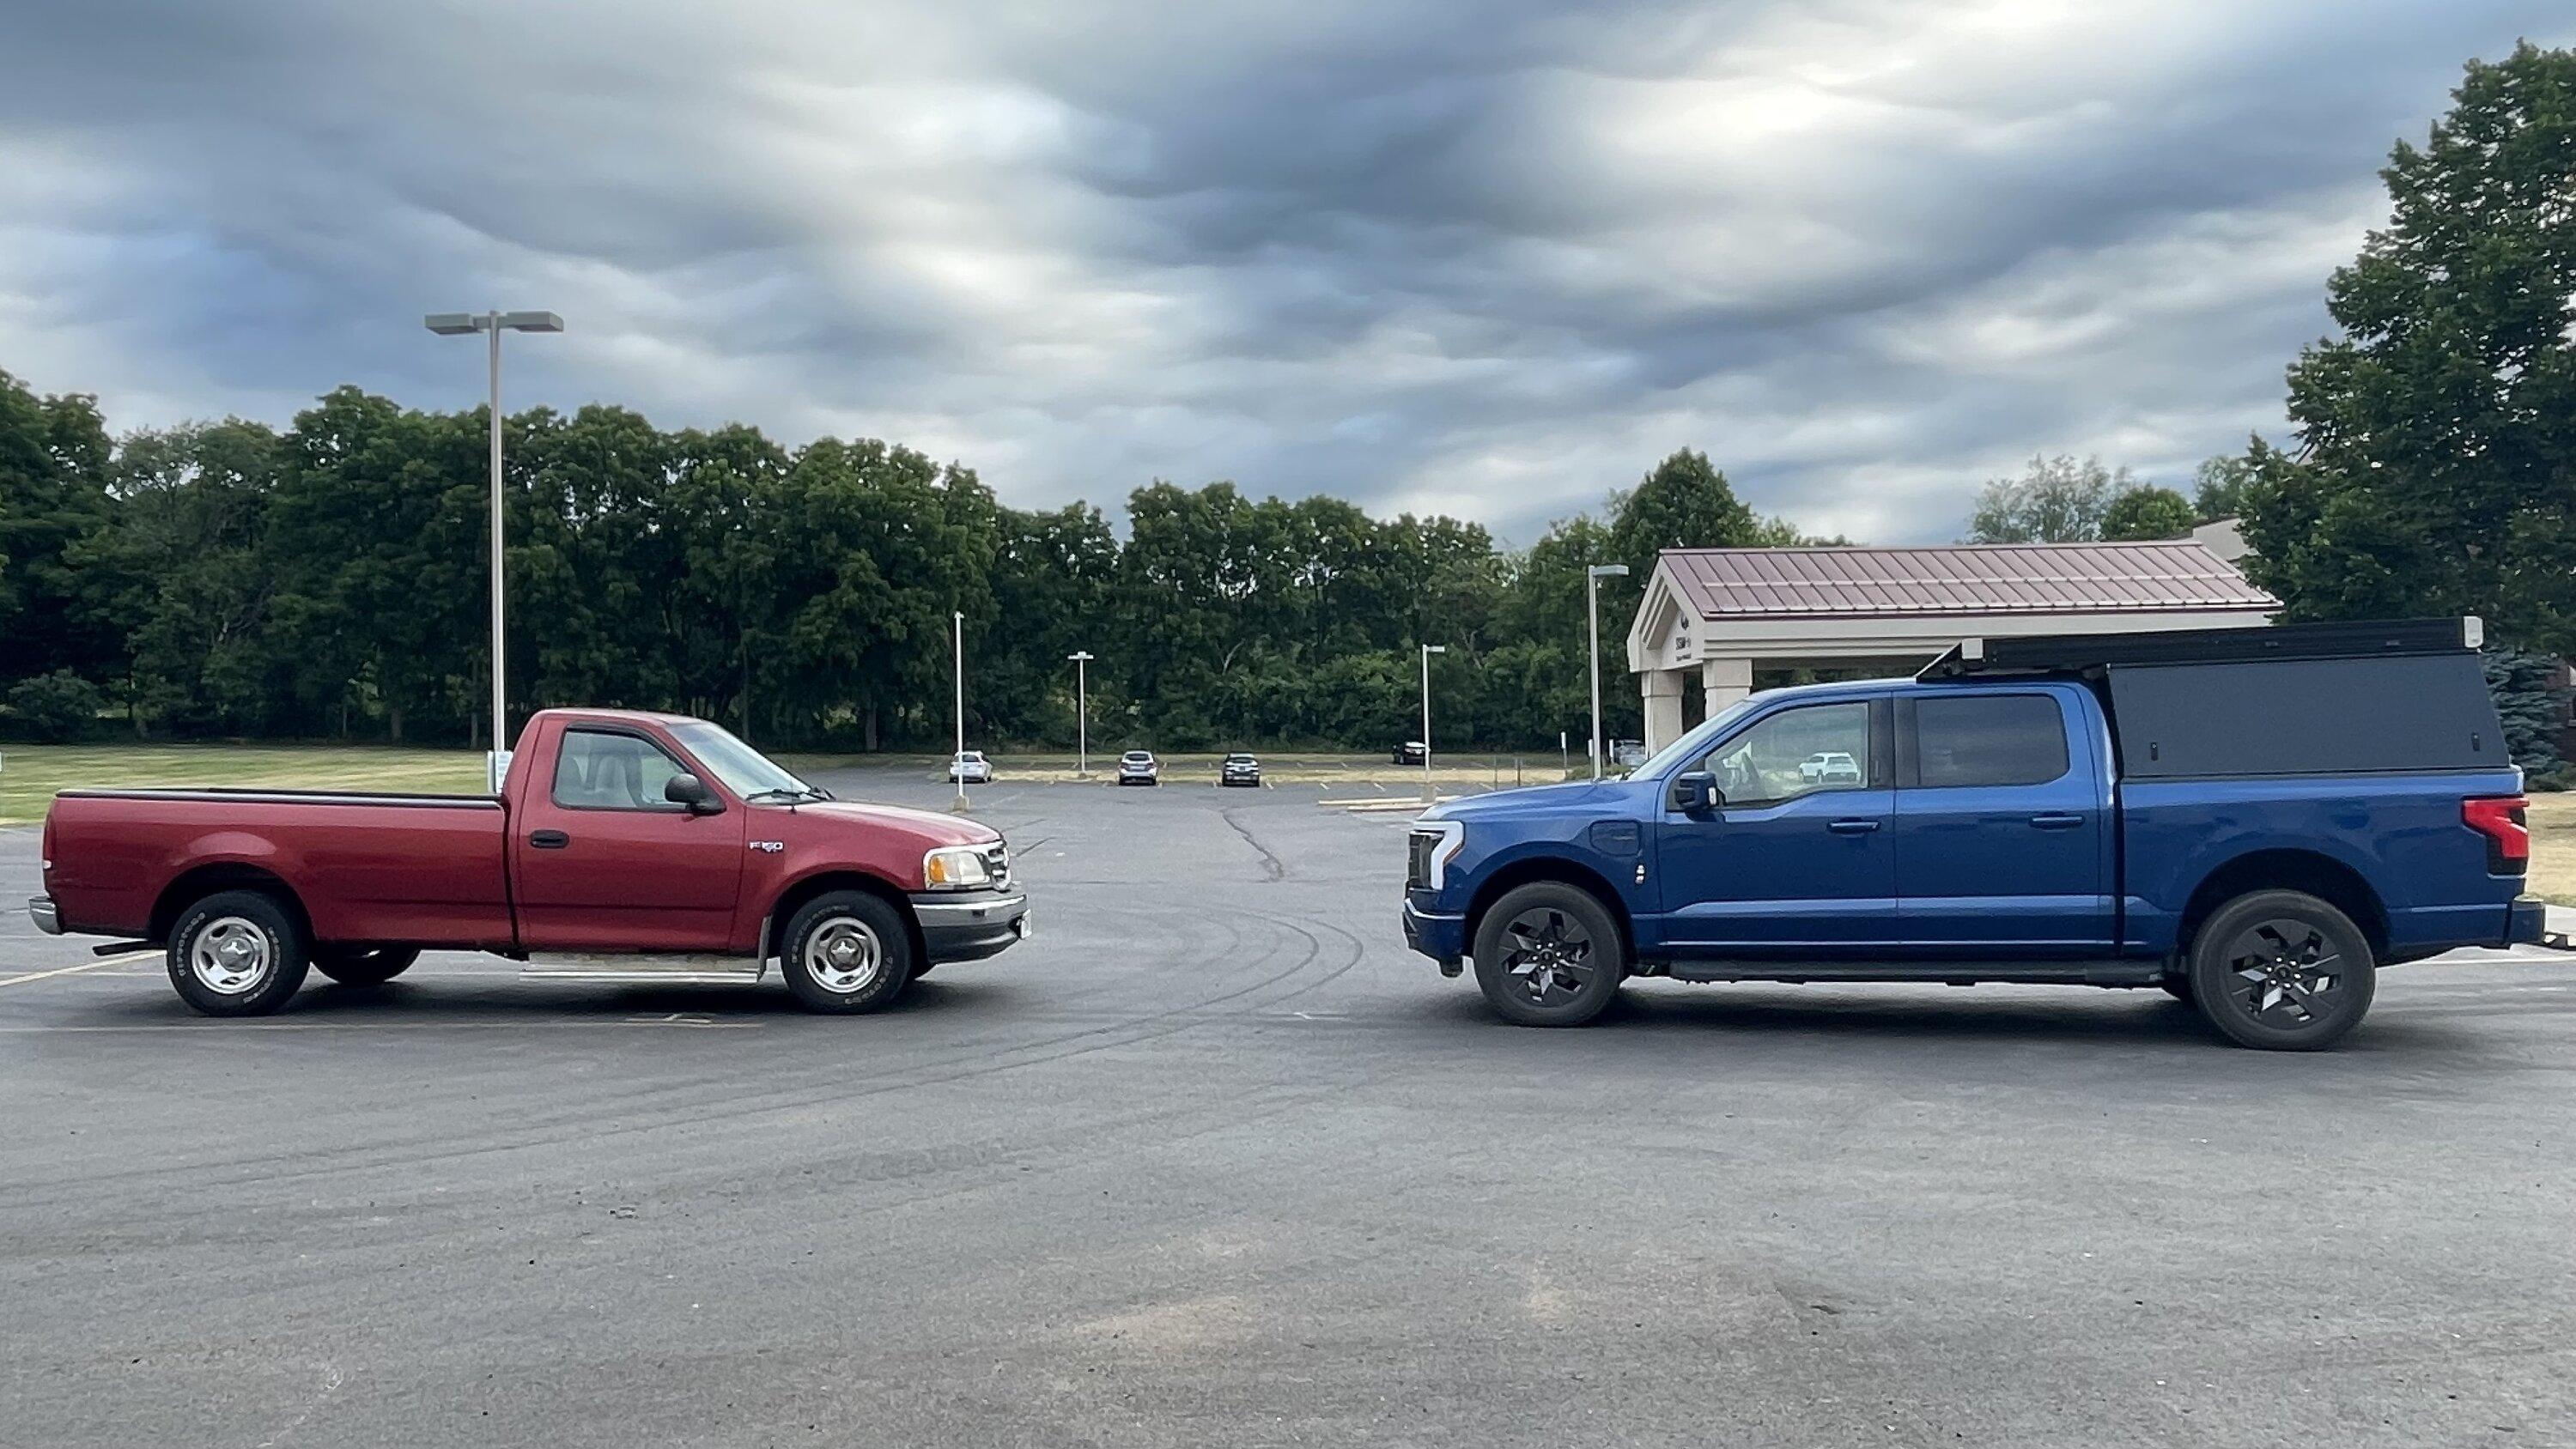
167,889,311,1017
780,891,915,1013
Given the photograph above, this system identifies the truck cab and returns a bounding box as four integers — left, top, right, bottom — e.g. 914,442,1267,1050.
1403,619,2546,1049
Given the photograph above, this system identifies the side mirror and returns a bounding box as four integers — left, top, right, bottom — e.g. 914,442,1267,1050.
1672,770,1719,815
664,773,721,814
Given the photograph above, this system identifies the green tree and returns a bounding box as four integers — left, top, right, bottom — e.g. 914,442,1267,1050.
2190,452,2260,521
0,370,118,688
2100,485,2196,541
2245,43,2576,654
1963,455,2136,543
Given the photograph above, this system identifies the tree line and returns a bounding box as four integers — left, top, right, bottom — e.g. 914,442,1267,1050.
0,379,1814,751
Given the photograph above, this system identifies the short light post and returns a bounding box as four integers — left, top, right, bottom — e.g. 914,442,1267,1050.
1586,563,1630,779
951,609,969,813
1067,651,1094,779
424,309,564,791
1419,643,1448,803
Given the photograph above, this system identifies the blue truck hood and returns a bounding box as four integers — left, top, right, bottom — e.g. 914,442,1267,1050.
1422,777,1657,825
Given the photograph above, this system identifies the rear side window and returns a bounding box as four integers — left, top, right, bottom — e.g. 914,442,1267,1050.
1912,694,2069,788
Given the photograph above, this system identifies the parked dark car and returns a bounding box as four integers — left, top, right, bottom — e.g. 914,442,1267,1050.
1117,750,1161,786
1393,741,1427,765
1401,619,2546,1049
1221,752,1262,787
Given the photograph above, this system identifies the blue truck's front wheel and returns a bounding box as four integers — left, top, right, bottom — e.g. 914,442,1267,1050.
1472,883,1626,1028
2186,889,2377,1051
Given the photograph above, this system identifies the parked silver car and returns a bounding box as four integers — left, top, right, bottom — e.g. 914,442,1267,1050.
1117,750,1160,785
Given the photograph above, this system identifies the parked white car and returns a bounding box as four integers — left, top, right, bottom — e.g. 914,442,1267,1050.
1798,750,1862,784
948,750,994,784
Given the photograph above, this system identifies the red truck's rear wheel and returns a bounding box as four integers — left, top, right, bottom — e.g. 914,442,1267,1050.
780,891,914,1013
167,889,311,1017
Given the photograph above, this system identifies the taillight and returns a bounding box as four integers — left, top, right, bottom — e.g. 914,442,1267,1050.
2464,795,2530,875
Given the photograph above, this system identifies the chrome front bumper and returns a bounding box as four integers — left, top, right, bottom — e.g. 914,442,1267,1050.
27,895,62,935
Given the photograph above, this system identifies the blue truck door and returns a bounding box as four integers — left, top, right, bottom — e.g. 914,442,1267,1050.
1892,688,2111,953
1654,696,1898,954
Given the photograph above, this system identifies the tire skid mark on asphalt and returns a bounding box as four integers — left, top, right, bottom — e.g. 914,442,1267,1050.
1217,807,1287,882
7,901,1353,1199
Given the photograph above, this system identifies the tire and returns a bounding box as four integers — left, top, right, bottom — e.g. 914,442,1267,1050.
2186,889,2376,1051
167,888,311,1017
1472,882,1626,1028
779,890,914,1014
312,945,421,986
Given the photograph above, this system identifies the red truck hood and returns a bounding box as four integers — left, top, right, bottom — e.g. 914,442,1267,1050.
793,800,999,848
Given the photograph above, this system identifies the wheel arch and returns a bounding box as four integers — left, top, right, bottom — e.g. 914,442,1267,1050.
150,862,312,946
1463,857,1636,966
2180,849,2389,959
761,870,924,967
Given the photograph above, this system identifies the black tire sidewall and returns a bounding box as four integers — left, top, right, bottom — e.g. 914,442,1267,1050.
1472,883,1625,1028
779,890,914,1013
167,890,310,1016
312,946,421,986
2187,890,2376,1051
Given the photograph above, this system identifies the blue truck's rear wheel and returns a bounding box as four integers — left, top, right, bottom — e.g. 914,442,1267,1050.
1472,883,1625,1027
2186,889,2375,1050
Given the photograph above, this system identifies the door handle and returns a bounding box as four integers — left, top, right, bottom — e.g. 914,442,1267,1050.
1827,819,1880,835
529,829,570,850
2027,813,2083,830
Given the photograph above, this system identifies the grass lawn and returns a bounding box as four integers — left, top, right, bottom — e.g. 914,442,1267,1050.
0,743,487,827
0,743,1579,824
2526,791,2576,906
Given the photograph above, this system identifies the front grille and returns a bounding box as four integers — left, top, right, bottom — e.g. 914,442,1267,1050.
984,842,1011,891
1406,830,1437,891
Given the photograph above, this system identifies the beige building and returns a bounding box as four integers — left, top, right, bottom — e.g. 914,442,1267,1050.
1624,542,2279,754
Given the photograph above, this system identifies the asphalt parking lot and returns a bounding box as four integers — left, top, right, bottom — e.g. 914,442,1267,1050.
4,772,2573,1447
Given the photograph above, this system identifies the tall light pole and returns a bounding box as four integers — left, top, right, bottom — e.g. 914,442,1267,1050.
1419,643,1448,803
1067,651,1094,779
951,609,969,813
425,309,563,791
1586,564,1630,780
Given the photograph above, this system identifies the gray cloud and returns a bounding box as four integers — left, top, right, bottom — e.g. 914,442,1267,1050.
2,0,2568,543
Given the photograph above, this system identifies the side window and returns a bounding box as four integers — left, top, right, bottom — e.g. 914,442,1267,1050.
1912,694,2070,788
1700,701,1873,807
552,729,690,810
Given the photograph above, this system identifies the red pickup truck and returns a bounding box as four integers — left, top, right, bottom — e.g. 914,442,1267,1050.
27,708,1029,1016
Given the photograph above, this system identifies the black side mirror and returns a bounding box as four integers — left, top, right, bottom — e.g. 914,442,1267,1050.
1672,770,1719,815
665,773,721,814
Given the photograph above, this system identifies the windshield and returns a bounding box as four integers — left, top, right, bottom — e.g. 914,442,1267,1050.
669,721,814,799
1627,695,1765,779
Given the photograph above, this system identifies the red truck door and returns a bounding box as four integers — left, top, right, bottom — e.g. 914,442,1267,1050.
509,723,747,952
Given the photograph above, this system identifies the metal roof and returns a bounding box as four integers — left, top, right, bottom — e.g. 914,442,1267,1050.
1656,542,2278,620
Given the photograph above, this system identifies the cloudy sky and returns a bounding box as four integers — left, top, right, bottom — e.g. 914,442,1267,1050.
2,1,2567,544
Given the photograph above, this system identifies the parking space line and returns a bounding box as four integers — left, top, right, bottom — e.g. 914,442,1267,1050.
0,951,155,988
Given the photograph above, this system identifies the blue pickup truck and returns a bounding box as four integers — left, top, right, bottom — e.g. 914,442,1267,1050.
1402,619,2546,1049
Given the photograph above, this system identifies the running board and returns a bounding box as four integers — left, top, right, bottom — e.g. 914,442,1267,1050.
519,954,766,986
1661,959,2162,988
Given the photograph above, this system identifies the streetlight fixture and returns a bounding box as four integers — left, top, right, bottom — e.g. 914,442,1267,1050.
1586,563,1630,780
1419,643,1448,803
951,609,969,813
424,309,564,791
1067,651,1094,779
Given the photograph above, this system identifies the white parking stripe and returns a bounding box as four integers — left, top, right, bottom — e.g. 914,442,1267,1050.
0,950,155,988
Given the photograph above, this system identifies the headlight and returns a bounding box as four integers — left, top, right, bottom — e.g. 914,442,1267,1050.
1408,819,1467,892
922,845,994,890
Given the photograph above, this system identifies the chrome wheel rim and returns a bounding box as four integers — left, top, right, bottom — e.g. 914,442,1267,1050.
2224,918,2346,1026
803,917,884,994
1500,907,1595,1006
189,917,273,994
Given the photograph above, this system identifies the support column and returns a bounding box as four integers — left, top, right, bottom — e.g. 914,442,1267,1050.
1701,657,1753,718
1641,669,1686,756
